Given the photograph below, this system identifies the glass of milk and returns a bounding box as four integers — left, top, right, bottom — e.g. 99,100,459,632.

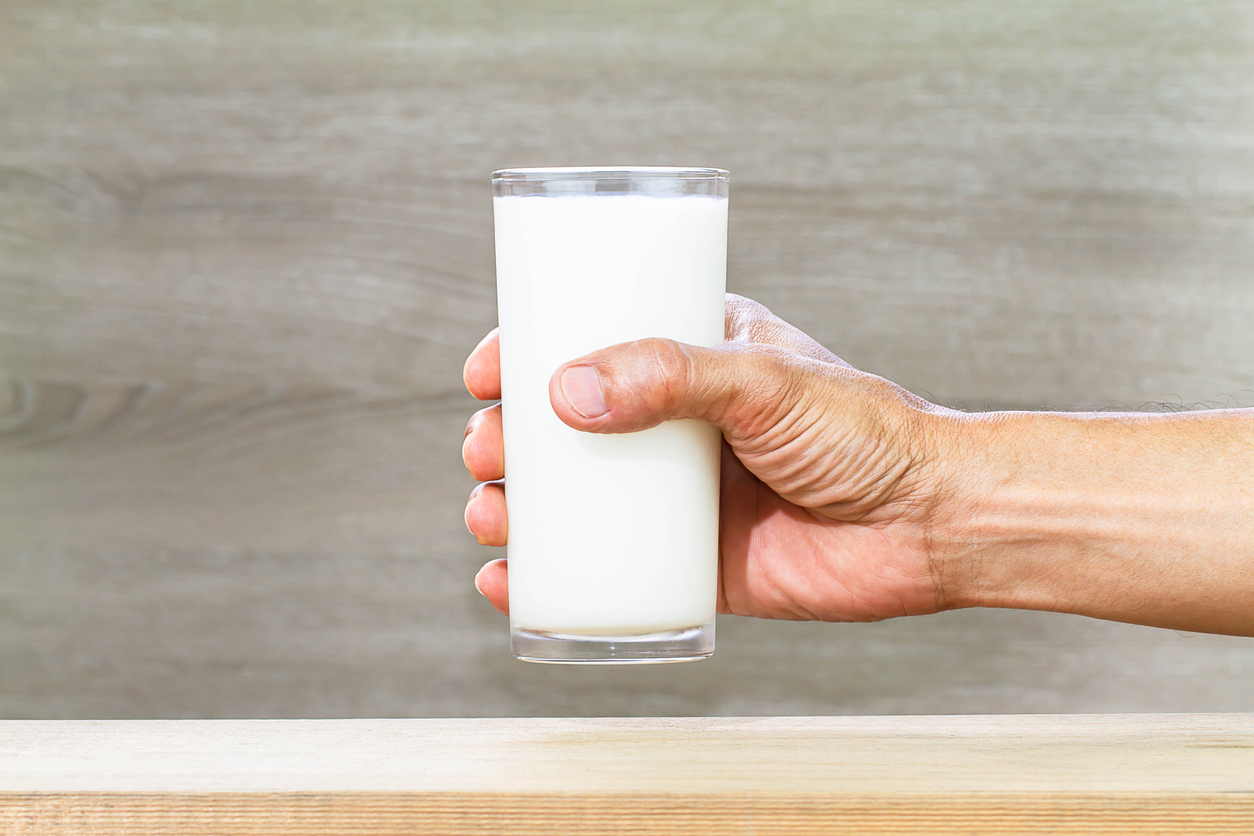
492,167,729,663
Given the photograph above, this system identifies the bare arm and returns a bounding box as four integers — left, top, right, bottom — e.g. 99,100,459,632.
935,408,1254,636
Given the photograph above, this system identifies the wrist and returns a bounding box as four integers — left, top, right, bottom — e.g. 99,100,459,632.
884,397,993,615
916,409,1042,614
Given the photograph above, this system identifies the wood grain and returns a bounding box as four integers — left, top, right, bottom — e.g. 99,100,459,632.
1,715,1253,834
5,794,1254,836
2,1,1254,718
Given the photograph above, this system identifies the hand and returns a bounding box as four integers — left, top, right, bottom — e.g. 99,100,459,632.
462,294,958,622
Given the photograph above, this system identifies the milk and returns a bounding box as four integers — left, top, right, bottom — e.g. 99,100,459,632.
493,193,727,638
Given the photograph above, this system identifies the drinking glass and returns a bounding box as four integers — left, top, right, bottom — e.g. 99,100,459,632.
492,167,729,663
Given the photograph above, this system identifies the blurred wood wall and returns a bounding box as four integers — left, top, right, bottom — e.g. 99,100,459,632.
2,1,1253,718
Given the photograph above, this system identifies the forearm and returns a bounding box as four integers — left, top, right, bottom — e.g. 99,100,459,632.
933,408,1254,636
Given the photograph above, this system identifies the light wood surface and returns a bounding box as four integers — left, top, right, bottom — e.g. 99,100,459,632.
3,715,1254,834
3,1,1254,719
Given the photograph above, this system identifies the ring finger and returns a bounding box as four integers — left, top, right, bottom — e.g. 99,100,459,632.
465,480,507,546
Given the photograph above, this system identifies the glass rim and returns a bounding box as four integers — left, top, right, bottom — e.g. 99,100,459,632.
492,166,729,183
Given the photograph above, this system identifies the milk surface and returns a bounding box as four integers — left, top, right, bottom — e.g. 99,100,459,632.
494,193,727,634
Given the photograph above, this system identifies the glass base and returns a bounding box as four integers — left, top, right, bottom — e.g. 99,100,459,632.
511,621,714,664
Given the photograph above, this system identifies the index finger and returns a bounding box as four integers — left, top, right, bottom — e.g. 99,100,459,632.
464,328,502,400
724,293,850,368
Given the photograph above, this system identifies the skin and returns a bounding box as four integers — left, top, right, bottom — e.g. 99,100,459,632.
463,294,1254,636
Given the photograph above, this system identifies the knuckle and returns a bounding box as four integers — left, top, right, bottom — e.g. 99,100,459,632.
724,294,775,341
640,338,692,411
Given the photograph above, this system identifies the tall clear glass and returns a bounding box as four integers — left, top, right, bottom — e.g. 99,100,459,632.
492,167,729,663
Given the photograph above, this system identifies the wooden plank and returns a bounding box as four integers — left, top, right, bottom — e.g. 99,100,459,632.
4,794,1254,836
1,715,1252,834
2,0,1254,720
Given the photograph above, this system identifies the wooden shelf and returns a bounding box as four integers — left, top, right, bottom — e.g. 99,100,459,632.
3,714,1252,834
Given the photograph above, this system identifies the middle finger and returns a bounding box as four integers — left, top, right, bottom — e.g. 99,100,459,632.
463,403,504,482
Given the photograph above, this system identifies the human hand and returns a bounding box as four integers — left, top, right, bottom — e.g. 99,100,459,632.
462,294,958,622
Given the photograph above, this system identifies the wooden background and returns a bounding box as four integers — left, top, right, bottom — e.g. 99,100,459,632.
2,0,1253,719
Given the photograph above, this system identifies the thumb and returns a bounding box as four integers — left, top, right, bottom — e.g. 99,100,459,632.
548,337,798,438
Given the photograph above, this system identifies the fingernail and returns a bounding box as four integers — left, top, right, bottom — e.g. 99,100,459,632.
560,365,608,418
473,565,488,597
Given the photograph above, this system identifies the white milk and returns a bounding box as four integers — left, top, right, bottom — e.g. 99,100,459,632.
494,193,727,635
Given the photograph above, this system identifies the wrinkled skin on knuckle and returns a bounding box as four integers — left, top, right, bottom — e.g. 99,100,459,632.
724,293,771,338
725,295,793,349
636,337,695,417
725,294,847,367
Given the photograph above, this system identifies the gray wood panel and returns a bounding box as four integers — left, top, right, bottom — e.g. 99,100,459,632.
2,0,1253,718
